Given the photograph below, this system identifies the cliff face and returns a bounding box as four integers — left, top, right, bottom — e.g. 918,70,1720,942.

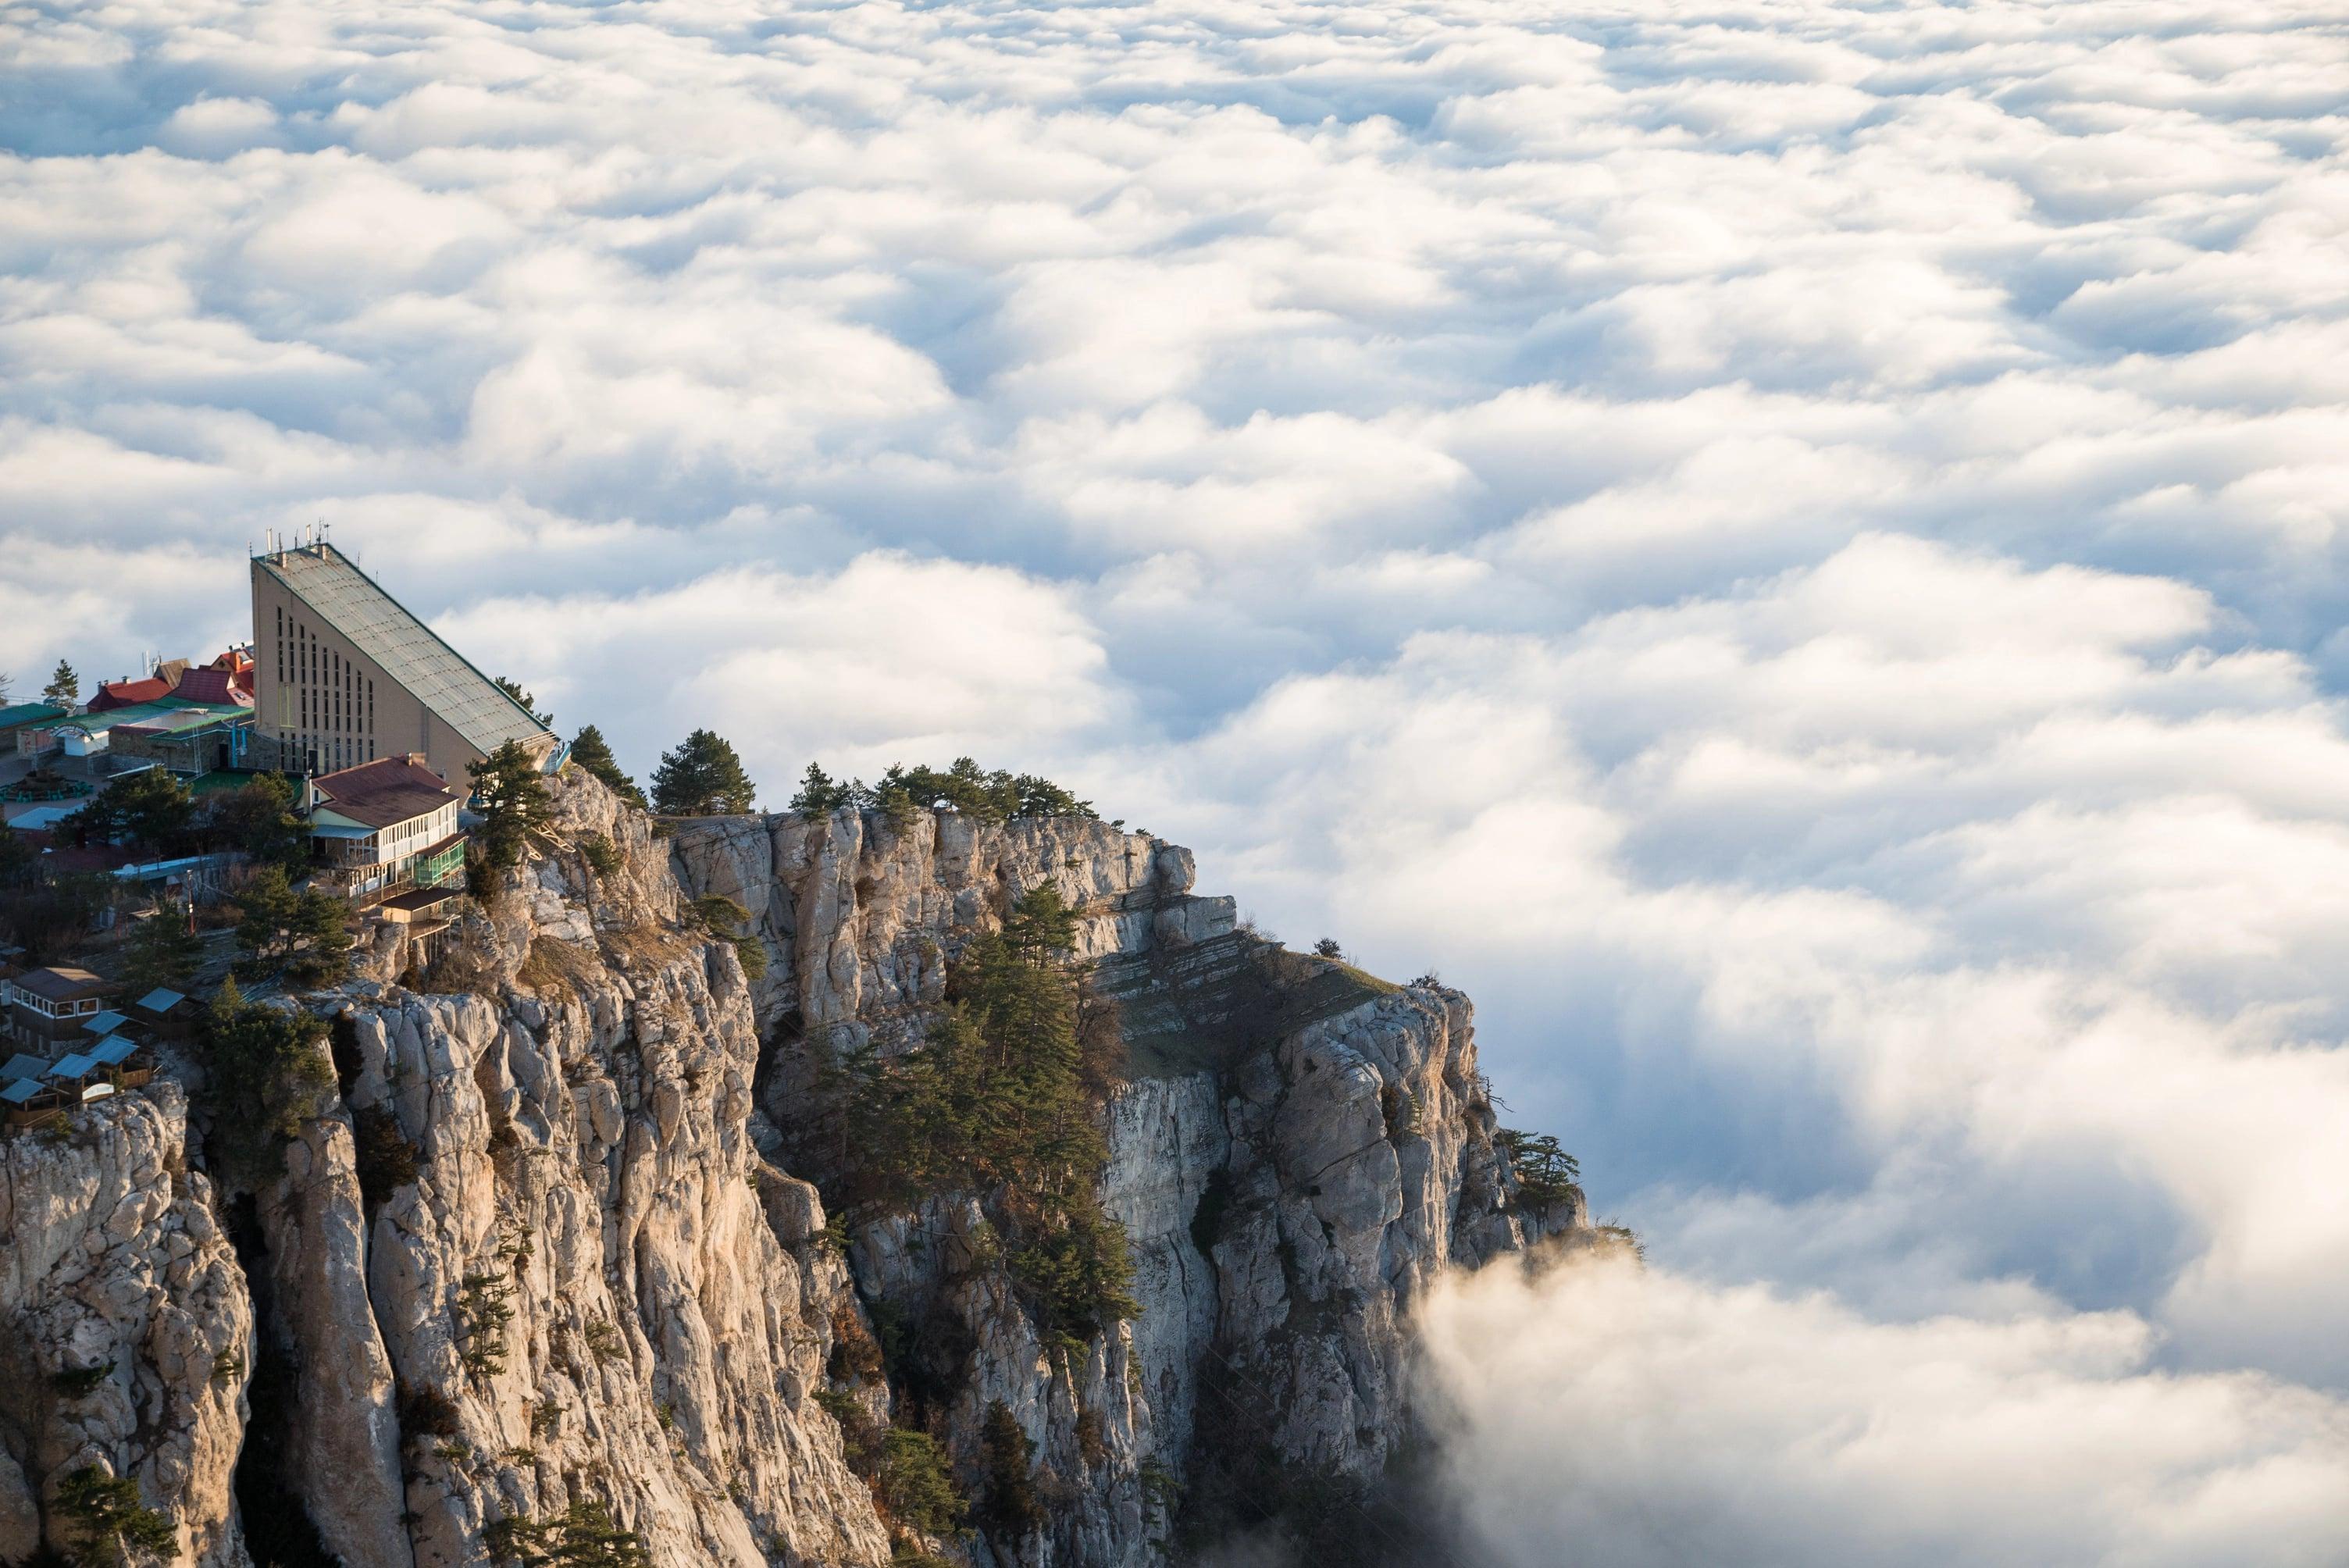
0,1084,251,1567
1,777,1576,1566
672,807,1576,1564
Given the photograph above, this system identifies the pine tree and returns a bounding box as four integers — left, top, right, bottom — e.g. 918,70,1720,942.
469,739,554,870
788,761,854,815
650,729,756,816
122,907,204,994
71,768,194,857
42,658,79,709
209,772,305,869
569,725,644,808
494,676,552,729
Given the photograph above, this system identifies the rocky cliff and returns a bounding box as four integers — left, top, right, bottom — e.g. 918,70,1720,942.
0,774,1581,1566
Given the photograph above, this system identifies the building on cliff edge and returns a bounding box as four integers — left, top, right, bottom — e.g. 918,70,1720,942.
249,529,558,785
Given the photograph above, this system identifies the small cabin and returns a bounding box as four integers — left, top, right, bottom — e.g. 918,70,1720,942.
2,966,114,1049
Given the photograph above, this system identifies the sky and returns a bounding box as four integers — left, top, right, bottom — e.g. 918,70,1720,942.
5,0,2348,1560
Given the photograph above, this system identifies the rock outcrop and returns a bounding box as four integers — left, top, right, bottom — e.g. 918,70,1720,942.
2,775,1578,1566
0,1084,252,1566
672,807,1580,1565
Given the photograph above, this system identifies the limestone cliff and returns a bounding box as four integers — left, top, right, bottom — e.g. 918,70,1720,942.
0,1084,251,1566
672,807,1578,1564
1,775,1577,1566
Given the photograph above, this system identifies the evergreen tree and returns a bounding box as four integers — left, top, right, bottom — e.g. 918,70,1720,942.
469,739,554,870
1495,1128,1581,1209
122,907,204,994
494,676,553,729
788,761,855,815
53,1465,176,1566
233,866,353,984
71,768,195,857
650,729,756,816
208,772,305,869
201,978,336,1180
568,725,644,808
41,658,79,709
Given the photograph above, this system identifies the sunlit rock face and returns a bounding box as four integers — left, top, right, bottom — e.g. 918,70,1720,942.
0,1084,252,1567
674,806,1580,1565
2,774,1570,1566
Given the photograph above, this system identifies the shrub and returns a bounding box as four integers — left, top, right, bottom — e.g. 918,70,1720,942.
51,1361,115,1399
579,834,622,878
976,1402,1042,1538
52,1465,175,1566
200,979,336,1182
1313,937,1343,960
485,1499,650,1567
876,1427,965,1537
398,1381,461,1439
351,1105,419,1211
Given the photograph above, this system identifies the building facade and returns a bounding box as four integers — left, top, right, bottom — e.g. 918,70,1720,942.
250,535,557,784
3,966,114,1049
302,754,467,905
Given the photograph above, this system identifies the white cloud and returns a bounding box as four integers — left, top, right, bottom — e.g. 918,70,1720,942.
1420,1253,2349,1568
7,0,2349,1546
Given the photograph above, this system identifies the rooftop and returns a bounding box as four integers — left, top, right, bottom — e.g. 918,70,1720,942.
52,697,249,738
312,754,463,829
257,542,551,756
169,667,255,707
89,676,173,711
0,704,66,732
12,967,108,1003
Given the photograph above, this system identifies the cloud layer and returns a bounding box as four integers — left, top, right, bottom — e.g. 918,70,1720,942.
1420,1253,2349,1568
7,0,2349,1553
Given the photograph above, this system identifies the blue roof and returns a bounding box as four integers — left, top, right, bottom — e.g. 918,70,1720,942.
2,1078,44,1105
84,1010,127,1034
49,1053,97,1078
2,1053,49,1080
88,1037,136,1066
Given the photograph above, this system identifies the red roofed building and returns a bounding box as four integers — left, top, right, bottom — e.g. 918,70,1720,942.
304,754,467,904
170,666,255,707
86,675,172,712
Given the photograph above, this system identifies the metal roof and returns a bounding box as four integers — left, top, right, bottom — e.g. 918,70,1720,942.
2,1078,43,1105
256,543,551,756
2,1053,48,1080
84,1011,127,1034
135,988,186,1014
0,703,65,732
50,1053,97,1078
89,1037,136,1066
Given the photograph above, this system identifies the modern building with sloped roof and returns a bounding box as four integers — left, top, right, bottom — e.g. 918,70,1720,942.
251,536,556,783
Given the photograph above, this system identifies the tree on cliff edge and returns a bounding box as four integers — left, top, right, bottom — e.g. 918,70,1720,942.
651,729,755,816
569,725,645,808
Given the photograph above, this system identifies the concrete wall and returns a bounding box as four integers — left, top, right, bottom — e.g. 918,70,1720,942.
251,563,490,787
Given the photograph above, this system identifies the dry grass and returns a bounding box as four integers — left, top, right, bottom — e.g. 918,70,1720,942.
515,935,602,996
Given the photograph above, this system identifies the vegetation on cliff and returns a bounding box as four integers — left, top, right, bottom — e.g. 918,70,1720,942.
818,885,1139,1349
790,757,1096,827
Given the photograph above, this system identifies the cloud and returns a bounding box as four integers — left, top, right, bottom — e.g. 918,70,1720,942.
433,551,1123,802
6,0,2349,1546
1420,1253,2349,1568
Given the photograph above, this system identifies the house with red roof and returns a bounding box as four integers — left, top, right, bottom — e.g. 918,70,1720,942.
303,754,467,906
